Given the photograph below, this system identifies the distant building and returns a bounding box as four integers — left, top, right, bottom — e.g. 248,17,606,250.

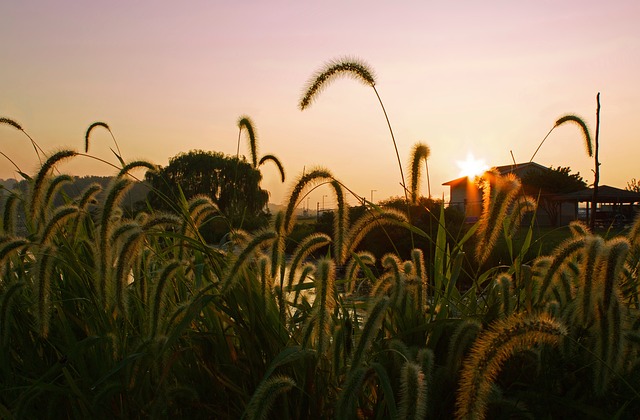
443,162,640,227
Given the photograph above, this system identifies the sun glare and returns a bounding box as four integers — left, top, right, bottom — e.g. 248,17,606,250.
457,152,488,179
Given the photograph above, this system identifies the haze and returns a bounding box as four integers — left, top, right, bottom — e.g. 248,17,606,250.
2,0,639,209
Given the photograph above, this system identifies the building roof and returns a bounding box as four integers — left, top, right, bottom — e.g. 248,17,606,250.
560,185,640,203
442,161,549,186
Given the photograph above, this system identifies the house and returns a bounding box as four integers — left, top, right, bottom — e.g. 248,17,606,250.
443,162,640,227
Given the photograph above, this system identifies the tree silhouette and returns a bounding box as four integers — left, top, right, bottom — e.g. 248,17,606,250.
146,150,269,233
522,166,586,226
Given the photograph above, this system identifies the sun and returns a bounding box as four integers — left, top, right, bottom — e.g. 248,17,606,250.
457,152,488,179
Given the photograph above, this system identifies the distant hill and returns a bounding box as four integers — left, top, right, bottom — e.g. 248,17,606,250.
0,176,151,208
0,179,18,189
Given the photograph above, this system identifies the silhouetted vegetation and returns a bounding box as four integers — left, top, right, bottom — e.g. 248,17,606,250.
1,64,638,419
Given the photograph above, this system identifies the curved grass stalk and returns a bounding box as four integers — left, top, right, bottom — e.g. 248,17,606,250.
41,174,73,216
258,154,285,183
342,207,408,264
492,274,513,317
351,295,390,370
114,226,143,315
536,236,586,306
0,238,29,267
237,115,258,167
380,254,405,307
117,160,157,177
344,251,375,293
149,260,181,338
0,151,31,181
243,375,296,420
328,180,348,264
299,57,376,110
85,121,123,164
446,319,482,378
577,236,604,326
2,191,21,236
397,361,428,420
283,168,333,235
98,177,134,305
299,57,409,219
475,172,521,265
569,220,591,237
455,313,566,420
409,142,431,203
504,196,536,237
269,211,285,281
29,150,78,225
35,244,56,337
40,205,78,245
411,248,428,310
601,237,630,312
286,233,331,289
336,365,369,419
0,281,25,347
1,117,46,164
181,195,219,239
302,258,336,359
291,262,315,308
554,115,593,157
222,229,277,293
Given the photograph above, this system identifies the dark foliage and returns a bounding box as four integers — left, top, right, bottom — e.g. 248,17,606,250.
146,150,270,240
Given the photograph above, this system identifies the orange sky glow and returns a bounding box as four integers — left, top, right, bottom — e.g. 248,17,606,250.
2,1,639,210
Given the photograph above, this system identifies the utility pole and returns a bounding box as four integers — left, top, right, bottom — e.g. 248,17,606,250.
591,92,601,230
316,202,320,222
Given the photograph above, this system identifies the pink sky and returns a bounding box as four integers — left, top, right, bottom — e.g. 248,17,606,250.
2,1,639,209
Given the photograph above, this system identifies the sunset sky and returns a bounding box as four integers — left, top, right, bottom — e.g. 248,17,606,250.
2,1,639,210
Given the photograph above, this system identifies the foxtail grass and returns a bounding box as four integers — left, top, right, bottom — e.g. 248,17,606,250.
446,320,482,378
397,361,428,420
303,258,336,359
283,168,333,235
114,226,143,315
258,154,286,183
0,281,24,348
286,232,331,289
243,375,296,420
409,142,431,203
1,191,21,236
299,57,410,229
342,207,408,264
350,295,390,370
474,172,522,266
237,115,258,167
149,260,181,338
554,115,593,157
29,150,78,225
299,57,375,111
1,117,45,164
40,205,78,245
35,244,56,337
222,229,277,293
601,237,629,311
85,121,123,165
536,236,586,306
345,251,375,293
455,313,566,420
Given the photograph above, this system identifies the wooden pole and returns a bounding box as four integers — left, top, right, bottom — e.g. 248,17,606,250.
590,92,601,230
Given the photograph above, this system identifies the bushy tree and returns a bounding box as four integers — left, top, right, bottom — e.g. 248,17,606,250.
522,166,586,226
626,178,640,193
146,150,270,236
